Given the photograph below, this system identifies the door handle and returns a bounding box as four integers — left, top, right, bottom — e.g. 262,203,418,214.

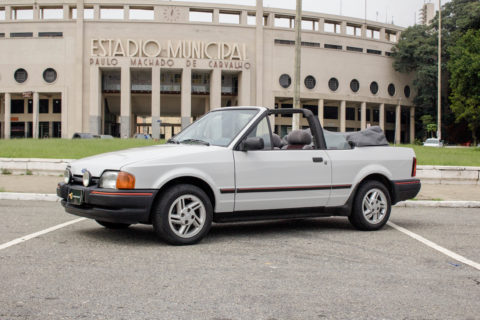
312,157,323,163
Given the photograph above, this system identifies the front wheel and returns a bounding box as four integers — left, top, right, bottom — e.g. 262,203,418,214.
349,180,391,231
153,184,213,245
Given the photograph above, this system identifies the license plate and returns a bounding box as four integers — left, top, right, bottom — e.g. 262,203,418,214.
67,188,83,205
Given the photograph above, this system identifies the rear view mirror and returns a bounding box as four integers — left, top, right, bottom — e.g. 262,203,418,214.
240,137,264,151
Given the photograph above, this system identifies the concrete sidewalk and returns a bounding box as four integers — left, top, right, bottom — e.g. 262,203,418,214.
1,174,480,201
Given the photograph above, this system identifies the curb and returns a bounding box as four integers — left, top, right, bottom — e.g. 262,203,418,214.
1,192,480,208
394,200,480,208
0,193,60,202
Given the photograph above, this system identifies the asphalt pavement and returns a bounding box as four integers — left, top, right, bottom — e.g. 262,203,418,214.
0,200,479,319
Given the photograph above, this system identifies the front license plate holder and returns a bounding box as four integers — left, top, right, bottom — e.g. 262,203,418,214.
68,188,84,205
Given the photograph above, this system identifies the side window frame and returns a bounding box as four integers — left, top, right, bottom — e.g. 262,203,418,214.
235,113,274,151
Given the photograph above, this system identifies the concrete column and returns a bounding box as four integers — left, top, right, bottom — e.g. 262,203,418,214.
255,0,264,106
61,90,67,138
120,65,131,138
89,67,101,134
151,67,161,139
360,101,367,130
63,4,69,19
379,103,385,130
318,18,325,32
318,98,324,127
410,106,415,144
123,5,129,20
396,31,401,42
33,4,40,20
340,21,347,35
75,1,84,136
213,9,219,23
33,92,39,138
210,68,221,110
204,97,210,114
5,6,12,21
240,11,247,25
93,4,100,20
361,24,366,38
238,69,251,106
266,13,274,27
154,6,161,21
380,27,386,41
181,67,191,129
4,93,11,139
340,100,346,132
395,104,401,144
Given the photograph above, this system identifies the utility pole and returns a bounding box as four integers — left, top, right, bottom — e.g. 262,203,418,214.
437,0,442,140
292,0,302,130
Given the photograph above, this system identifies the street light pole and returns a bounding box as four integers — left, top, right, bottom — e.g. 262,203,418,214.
292,0,302,130
437,0,442,140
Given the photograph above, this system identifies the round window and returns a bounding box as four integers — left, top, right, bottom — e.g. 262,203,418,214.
43,68,57,83
404,85,411,98
370,81,378,95
14,68,28,83
304,75,316,89
350,79,360,92
279,74,291,88
388,83,396,96
328,77,339,91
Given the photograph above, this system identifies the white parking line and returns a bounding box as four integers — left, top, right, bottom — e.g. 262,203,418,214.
0,218,86,251
388,221,480,271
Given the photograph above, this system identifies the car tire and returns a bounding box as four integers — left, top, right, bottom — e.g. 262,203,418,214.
152,184,213,245
95,220,131,229
349,180,391,231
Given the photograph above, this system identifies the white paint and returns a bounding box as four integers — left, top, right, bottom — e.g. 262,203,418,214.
388,221,480,271
395,200,480,208
0,218,86,251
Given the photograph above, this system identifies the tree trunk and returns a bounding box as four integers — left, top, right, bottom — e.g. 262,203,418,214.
472,127,478,146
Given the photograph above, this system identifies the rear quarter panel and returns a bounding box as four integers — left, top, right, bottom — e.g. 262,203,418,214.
326,146,415,206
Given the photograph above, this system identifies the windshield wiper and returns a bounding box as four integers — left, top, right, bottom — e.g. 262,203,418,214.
166,138,179,144
178,139,210,146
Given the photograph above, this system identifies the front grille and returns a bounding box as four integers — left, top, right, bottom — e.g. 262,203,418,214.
72,175,100,186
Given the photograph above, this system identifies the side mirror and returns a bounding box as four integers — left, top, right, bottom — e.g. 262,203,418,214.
348,140,356,149
240,137,264,151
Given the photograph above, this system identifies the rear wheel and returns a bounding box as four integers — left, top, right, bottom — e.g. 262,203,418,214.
153,184,213,245
95,220,131,229
349,180,391,231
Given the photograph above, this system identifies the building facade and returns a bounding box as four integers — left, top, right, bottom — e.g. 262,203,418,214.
0,0,415,143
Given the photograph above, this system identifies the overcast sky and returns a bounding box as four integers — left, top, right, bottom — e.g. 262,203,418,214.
174,0,449,27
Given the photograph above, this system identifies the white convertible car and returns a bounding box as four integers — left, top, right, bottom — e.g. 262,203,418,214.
58,107,420,245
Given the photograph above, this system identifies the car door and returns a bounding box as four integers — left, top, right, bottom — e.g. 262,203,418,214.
232,115,332,212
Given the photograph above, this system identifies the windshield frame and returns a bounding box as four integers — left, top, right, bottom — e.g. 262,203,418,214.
170,107,264,149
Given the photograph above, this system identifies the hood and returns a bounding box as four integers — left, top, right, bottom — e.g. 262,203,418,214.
68,144,215,177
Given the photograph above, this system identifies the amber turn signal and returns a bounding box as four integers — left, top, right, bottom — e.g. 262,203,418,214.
116,172,136,189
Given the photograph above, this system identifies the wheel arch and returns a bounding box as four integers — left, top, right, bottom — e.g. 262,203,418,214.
346,173,395,215
149,176,216,223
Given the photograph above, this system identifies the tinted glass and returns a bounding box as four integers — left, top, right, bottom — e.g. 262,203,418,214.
370,81,378,94
279,74,291,88
304,75,316,89
328,78,339,91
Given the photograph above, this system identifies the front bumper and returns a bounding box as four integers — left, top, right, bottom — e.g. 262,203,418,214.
392,179,421,204
57,182,157,224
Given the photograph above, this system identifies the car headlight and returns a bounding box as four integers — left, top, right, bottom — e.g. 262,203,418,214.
63,169,72,184
82,170,92,187
98,171,135,189
99,171,118,189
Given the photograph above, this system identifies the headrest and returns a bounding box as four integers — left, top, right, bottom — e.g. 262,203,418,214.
271,133,283,148
286,130,312,145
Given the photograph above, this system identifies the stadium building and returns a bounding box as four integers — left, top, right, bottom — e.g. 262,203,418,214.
0,0,415,142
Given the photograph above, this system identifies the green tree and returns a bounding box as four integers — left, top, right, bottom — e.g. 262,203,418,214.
392,0,480,143
447,29,480,145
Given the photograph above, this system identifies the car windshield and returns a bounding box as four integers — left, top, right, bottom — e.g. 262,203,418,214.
171,109,259,147
425,139,438,143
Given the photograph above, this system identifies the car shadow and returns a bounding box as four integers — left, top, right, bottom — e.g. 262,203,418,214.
75,217,355,246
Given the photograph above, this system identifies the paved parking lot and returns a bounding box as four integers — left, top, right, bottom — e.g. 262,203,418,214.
1,200,479,319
